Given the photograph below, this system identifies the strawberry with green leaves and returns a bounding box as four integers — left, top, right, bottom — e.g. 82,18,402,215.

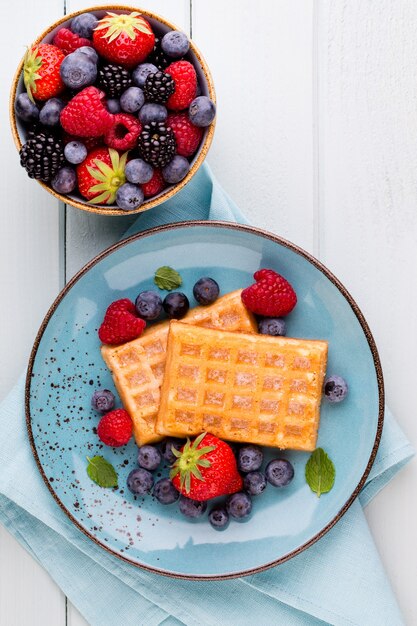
24,43,65,102
93,11,155,68
170,433,243,501
76,147,128,204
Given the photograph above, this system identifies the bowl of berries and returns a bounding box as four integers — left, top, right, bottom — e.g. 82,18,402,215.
10,6,216,214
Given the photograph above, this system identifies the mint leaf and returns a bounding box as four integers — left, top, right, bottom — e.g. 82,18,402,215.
305,448,335,497
154,266,182,291
86,456,118,488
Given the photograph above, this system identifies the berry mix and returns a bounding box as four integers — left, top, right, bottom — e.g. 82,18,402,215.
15,11,216,211
89,269,348,529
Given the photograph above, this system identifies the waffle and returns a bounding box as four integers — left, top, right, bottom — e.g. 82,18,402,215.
101,290,256,445
156,322,328,451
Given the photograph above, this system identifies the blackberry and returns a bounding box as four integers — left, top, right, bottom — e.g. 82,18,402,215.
138,121,176,168
143,71,175,104
19,129,65,182
97,63,132,98
148,37,171,70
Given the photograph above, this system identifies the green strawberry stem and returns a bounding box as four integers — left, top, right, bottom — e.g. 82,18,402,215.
24,47,42,103
170,432,215,494
87,149,128,204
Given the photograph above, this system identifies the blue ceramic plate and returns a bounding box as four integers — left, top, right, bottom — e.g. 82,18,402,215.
26,222,383,579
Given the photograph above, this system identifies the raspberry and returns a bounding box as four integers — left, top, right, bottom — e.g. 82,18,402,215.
60,86,114,137
97,409,132,447
241,269,297,317
53,28,92,55
98,299,146,345
141,169,165,197
165,61,197,111
167,113,203,157
104,113,142,150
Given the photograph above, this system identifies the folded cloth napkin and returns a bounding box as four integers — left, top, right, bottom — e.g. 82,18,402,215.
0,164,413,626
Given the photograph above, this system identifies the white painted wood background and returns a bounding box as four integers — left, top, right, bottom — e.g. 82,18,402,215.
0,0,416,623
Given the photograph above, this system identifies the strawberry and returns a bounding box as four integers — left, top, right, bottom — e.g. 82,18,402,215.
165,61,197,111
60,86,114,137
241,269,297,317
53,28,92,55
77,147,128,204
170,433,243,501
93,11,155,68
23,44,65,102
104,113,142,150
167,112,203,157
97,409,132,447
98,298,146,345
141,169,165,197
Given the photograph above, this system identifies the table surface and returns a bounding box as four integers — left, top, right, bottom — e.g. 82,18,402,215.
1,1,416,624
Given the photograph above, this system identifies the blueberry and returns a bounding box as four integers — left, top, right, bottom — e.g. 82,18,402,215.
138,445,161,471
127,468,153,495
139,103,168,125
163,292,190,319
258,317,286,336
64,140,87,165
161,31,190,58
120,86,145,113
70,12,98,38
132,63,158,87
265,459,294,487
189,96,216,127
238,445,263,473
135,290,162,320
51,166,77,194
243,471,267,496
153,478,179,504
39,98,65,126
179,495,207,518
116,183,144,211
226,492,252,519
160,438,183,463
193,277,220,305
106,98,121,114
162,155,190,184
15,93,39,122
125,159,154,184
208,506,229,530
91,389,115,413
324,375,348,403
75,46,98,64
60,52,97,89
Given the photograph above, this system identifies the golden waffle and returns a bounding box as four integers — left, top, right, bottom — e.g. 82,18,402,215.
156,322,328,451
101,290,256,445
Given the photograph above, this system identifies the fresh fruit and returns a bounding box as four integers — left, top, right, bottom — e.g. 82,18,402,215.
161,31,189,58
93,11,155,68
162,155,190,184
132,62,158,87
135,291,163,320
153,478,179,504
160,438,183,463
106,98,121,114
241,269,297,317
51,166,77,193
60,50,97,89
104,113,142,151
63,132,102,152
19,129,65,181
75,46,98,63
71,12,98,39
138,445,161,471
226,492,252,519
97,408,133,446
120,86,145,113
193,277,220,305
324,375,348,402
98,298,146,344
243,471,267,496
165,60,197,111
39,98,65,126
76,147,127,203
237,445,263,473
24,44,65,102
178,495,207,518
167,112,203,157
208,506,229,530
127,468,153,495
170,433,243,501
141,169,165,197
163,292,189,319
138,121,176,167
97,62,132,98
91,389,115,413
125,159,153,184
143,71,175,104
64,140,87,164
189,96,216,127
53,28,92,55
116,182,144,211
60,86,114,137
265,458,294,487
148,37,170,70
258,317,286,336
14,93,39,122
139,102,167,125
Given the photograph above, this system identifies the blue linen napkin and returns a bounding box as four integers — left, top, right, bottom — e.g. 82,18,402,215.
0,163,413,626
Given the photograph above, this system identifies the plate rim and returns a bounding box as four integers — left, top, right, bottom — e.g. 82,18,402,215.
25,220,384,580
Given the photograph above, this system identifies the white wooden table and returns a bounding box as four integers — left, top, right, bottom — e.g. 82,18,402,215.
1,1,416,624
